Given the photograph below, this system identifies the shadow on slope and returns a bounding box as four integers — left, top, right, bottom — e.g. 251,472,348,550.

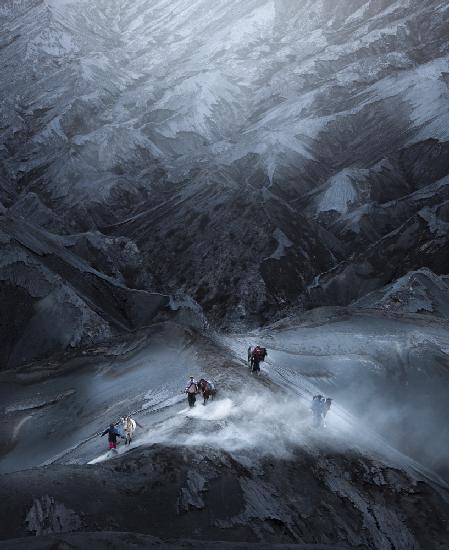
0,213,204,369
0,443,448,549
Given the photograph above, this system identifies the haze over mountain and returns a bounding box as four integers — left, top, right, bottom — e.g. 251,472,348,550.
2,0,449,360
1,1,449,548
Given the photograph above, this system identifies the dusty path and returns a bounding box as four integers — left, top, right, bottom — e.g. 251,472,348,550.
0,321,275,471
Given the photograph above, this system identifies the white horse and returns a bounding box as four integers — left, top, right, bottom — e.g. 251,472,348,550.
122,416,137,445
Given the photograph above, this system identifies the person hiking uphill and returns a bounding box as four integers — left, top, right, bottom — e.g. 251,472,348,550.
322,398,332,427
311,395,324,427
251,345,267,374
311,395,333,428
101,423,124,450
185,376,198,408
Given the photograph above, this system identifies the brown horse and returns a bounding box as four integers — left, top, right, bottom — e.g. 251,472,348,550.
197,379,217,405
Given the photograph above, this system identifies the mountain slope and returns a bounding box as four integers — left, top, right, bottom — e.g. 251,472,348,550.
0,318,448,548
0,213,203,368
1,444,448,549
1,0,449,337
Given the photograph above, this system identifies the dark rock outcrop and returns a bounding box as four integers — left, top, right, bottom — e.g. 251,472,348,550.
0,444,447,549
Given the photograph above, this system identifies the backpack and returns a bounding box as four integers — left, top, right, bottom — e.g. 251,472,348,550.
253,347,267,361
187,382,197,393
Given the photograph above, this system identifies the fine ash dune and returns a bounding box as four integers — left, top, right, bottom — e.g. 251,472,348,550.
1,316,449,548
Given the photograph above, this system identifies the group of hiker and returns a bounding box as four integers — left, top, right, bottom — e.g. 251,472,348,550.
100,377,217,451
100,344,333,452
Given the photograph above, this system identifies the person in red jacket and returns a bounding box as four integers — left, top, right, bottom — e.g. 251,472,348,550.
251,346,267,374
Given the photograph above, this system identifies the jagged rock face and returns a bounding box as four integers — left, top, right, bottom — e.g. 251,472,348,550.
0,445,448,549
1,0,449,335
25,495,81,536
110,180,342,327
0,214,206,369
353,267,449,317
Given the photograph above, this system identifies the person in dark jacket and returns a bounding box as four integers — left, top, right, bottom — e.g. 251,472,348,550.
251,353,261,374
250,346,267,374
101,423,124,450
185,376,198,408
